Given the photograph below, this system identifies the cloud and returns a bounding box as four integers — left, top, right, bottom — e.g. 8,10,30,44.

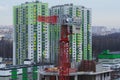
0,5,9,11
0,6,5,11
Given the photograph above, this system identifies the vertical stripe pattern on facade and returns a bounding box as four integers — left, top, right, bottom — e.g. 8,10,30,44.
13,2,49,65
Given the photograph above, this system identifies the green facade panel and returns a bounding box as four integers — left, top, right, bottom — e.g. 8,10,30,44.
32,66,38,80
76,33,81,62
22,67,28,80
98,50,120,59
11,69,17,80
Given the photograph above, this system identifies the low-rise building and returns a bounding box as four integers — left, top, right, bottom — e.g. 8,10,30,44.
98,50,120,80
98,50,120,66
0,63,54,80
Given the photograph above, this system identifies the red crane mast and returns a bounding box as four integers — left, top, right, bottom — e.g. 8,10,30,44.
38,15,81,80
59,24,70,80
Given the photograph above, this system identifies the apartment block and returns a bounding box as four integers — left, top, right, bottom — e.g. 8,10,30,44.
49,4,92,63
13,1,49,65
13,2,92,65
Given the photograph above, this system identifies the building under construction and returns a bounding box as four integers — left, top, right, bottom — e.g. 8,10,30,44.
39,60,112,80
0,60,112,80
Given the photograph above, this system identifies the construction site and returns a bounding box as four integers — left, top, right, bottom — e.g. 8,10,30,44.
0,1,112,80
36,11,112,80
0,60,112,80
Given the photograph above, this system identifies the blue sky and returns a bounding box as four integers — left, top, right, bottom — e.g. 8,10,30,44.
0,0,120,28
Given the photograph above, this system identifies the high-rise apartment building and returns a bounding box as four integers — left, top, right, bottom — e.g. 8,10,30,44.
13,2,92,65
49,4,92,63
13,1,50,65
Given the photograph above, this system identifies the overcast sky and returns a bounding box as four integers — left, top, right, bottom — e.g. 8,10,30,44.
0,0,120,28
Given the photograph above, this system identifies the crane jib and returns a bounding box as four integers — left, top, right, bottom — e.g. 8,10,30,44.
37,15,57,24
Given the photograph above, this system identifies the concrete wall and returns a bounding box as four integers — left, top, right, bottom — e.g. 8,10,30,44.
40,73,111,80
96,73,110,80
0,77,10,80
0,73,33,80
99,59,120,64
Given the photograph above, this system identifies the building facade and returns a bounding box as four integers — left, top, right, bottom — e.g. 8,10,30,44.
49,4,92,63
13,1,50,65
13,2,92,65
98,50,120,65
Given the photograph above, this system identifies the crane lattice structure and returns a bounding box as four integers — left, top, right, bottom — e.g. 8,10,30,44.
37,15,81,80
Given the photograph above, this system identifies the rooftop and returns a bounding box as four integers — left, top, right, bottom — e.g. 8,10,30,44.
98,50,120,59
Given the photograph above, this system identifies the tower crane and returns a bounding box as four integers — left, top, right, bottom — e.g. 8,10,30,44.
38,15,81,80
